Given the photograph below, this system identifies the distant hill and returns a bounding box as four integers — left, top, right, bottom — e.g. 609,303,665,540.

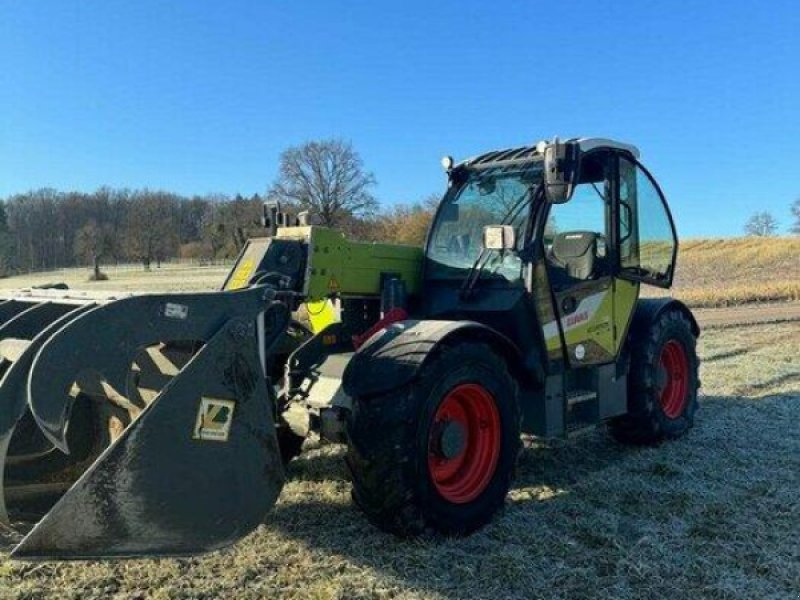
664,237,800,307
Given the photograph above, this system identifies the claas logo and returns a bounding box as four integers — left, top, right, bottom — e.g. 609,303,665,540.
565,311,589,327
193,397,236,442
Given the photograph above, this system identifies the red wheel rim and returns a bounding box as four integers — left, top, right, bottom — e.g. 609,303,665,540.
427,383,501,504
659,340,689,419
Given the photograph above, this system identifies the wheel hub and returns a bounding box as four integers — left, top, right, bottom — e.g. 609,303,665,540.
427,383,501,504
432,420,467,459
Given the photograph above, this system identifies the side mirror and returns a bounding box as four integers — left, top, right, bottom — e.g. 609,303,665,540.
543,138,579,204
483,225,516,252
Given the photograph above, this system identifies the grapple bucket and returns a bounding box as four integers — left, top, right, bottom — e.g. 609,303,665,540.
0,286,289,559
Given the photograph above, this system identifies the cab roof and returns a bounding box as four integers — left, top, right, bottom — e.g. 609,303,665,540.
459,137,640,169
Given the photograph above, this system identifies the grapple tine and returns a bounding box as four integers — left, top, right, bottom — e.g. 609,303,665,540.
26,286,274,453
0,304,96,524
12,311,287,560
0,301,78,340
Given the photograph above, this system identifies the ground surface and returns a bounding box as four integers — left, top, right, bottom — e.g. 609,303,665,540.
0,263,798,598
0,235,798,308
0,263,231,294
0,319,797,599
692,301,800,329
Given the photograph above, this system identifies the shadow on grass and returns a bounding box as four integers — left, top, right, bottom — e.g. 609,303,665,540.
265,391,798,599
702,347,750,362
734,372,800,395
0,392,796,600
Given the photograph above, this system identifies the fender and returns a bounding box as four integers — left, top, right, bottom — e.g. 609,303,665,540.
629,297,700,340
342,319,525,399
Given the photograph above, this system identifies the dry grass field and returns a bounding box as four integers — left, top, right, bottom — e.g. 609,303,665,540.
0,321,797,599
668,237,800,307
0,263,232,294
0,236,797,308
0,243,797,599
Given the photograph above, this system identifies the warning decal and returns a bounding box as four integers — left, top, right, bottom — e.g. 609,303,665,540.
193,397,236,442
226,258,255,290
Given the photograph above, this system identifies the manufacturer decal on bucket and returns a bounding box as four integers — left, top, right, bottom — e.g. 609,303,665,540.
193,397,236,442
163,302,189,320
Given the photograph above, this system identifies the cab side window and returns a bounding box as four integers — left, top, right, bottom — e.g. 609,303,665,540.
544,152,610,287
618,157,676,285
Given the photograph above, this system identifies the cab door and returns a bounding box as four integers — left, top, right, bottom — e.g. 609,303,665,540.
608,154,680,354
616,155,678,287
539,150,616,367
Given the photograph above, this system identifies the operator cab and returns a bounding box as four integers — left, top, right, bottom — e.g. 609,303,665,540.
424,136,679,379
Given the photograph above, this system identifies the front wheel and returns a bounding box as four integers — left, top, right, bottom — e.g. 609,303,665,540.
346,342,521,536
609,309,699,444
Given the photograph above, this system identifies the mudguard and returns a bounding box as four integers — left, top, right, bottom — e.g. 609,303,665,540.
630,298,700,339
342,319,523,399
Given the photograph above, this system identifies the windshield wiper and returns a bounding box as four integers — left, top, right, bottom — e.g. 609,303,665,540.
459,183,541,299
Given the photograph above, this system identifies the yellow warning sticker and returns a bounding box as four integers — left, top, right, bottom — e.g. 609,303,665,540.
306,299,336,334
226,259,255,290
193,397,236,442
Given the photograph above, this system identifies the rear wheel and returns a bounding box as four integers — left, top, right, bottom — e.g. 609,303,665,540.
346,342,520,536
609,309,699,444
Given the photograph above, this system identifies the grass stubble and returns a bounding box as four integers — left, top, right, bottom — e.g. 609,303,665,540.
0,321,797,599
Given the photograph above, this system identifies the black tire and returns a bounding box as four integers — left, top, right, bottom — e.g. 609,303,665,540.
609,309,699,444
346,342,521,536
276,426,305,465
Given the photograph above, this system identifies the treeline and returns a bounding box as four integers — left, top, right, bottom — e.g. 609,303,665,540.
0,188,269,276
0,139,445,278
4,138,797,279
0,187,438,277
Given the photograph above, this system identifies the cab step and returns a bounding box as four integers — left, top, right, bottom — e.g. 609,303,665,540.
565,389,599,437
566,390,596,406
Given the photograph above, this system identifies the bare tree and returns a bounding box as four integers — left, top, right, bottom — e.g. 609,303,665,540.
126,191,179,269
0,203,14,276
791,198,800,234
268,139,378,227
744,211,778,236
74,220,113,280
225,194,262,253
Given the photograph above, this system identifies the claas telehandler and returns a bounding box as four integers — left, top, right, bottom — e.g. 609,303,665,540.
0,138,699,560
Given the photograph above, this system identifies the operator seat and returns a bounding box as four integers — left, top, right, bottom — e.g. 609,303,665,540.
547,231,599,285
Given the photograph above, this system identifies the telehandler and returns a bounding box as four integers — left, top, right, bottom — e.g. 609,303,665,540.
0,138,699,559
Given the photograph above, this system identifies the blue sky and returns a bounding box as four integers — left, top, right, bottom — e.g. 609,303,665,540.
1,1,798,237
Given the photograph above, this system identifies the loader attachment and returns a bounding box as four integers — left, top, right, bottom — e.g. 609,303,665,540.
0,303,97,523
25,287,284,453
0,286,291,560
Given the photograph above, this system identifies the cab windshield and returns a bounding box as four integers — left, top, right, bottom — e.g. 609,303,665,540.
426,163,542,282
